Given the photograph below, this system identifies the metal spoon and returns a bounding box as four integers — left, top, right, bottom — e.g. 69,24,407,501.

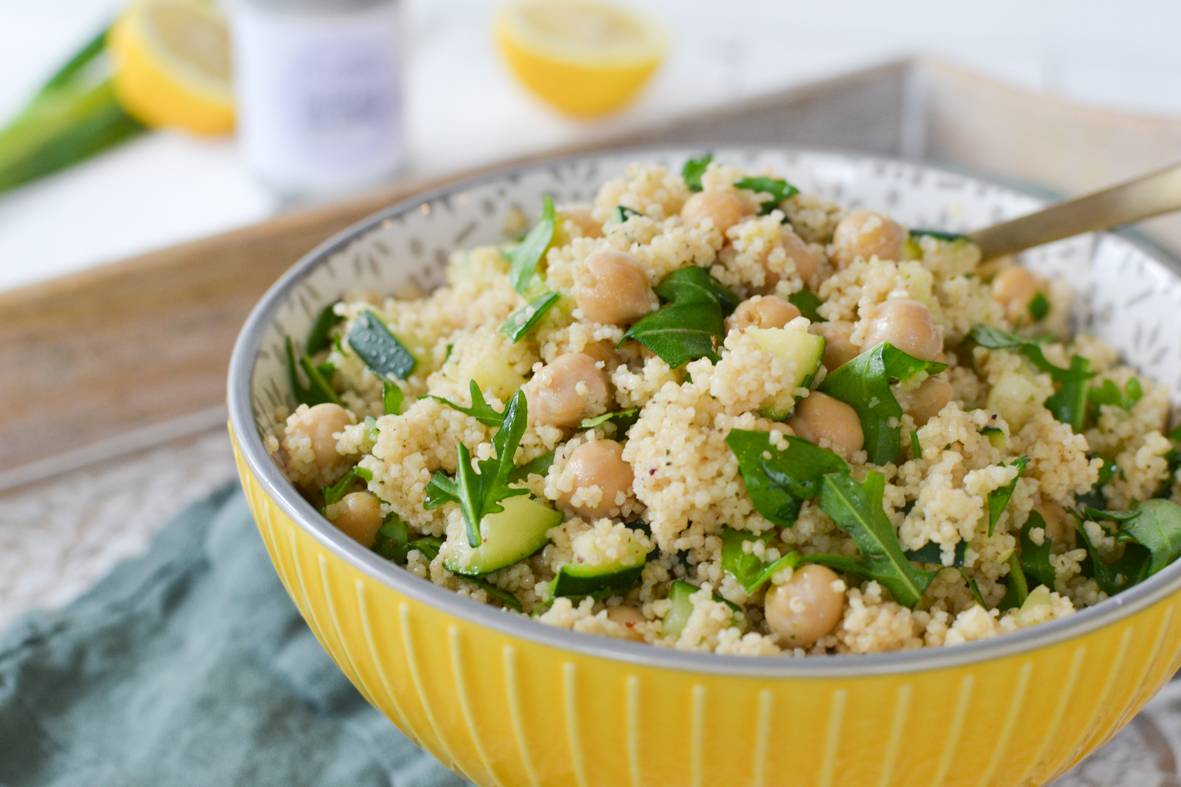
969,161,1181,260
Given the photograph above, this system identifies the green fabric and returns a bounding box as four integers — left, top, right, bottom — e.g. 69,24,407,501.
0,485,468,787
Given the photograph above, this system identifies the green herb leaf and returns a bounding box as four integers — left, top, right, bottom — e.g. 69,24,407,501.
508,450,555,483
501,291,561,342
615,205,643,222
1076,518,1149,595
726,429,848,528
681,153,712,192
1019,511,1056,589
508,195,556,294
999,552,1028,610
787,291,825,322
425,379,505,426
409,536,444,561
306,301,343,354
964,573,987,606
622,301,723,367
986,456,1029,536
373,513,411,564
579,408,639,431
720,528,802,594
733,176,799,214
348,310,417,380
818,471,935,607
654,266,740,314
909,228,970,242
818,343,947,465
463,576,523,611
424,471,459,510
285,337,339,406
323,465,367,508
383,380,404,415
1043,355,1092,432
1027,292,1050,322
904,540,967,567
800,553,874,576
968,325,1092,385
1088,377,1143,412
453,389,531,547
909,430,922,459
1093,499,1181,577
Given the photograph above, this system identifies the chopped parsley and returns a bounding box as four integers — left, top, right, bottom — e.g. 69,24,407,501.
681,152,712,192
382,380,404,415
733,176,799,214
1019,511,1056,589
1088,377,1143,412
986,456,1029,535
1027,292,1050,322
615,205,643,222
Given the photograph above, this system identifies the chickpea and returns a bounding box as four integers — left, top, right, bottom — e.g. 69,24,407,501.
863,299,943,361
576,249,655,325
680,190,752,234
764,565,845,647
297,403,354,470
832,210,907,267
775,230,822,290
559,439,634,519
606,605,647,642
906,374,953,425
812,321,859,370
579,339,618,367
991,265,1045,323
1036,501,1075,546
328,491,383,547
788,392,864,458
525,353,610,428
727,295,800,332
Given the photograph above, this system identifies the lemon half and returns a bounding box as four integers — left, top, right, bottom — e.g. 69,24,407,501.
109,0,234,136
495,0,666,118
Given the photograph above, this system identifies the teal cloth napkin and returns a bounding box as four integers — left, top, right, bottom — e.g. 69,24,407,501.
0,485,468,787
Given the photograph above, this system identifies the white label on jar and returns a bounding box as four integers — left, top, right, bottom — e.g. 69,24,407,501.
231,2,404,195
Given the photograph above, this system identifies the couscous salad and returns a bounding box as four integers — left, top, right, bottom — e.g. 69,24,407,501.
267,155,1181,656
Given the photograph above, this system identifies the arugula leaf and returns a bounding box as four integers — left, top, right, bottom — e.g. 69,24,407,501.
909,228,970,242
1019,511,1056,589
508,450,555,483
1043,355,1091,432
579,408,639,431
382,380,404,415
306,301,343,355
720,528,802,593
726,429,848,527
1028,292,1050,323
818,471,935,608
909,430,922,459
425,380,505,426
463,576,524,611
1092,499,1181,577
986,456,1029,536
733,176,799,214
1077,518,1148,595
615,205,643,222
787,290,825,322
999,552,1028,610
348,310,417,380
424,471,458,510
501,291,561,342
285,337,340,406
323,465,367,507
799,553,874,576
508,195,556,294
681,152,712,192
454,390,530,547
622,301,723,367
1088,377,1143,412
818,342,947,465
408,536,444,561
373,513,411,564
904,540,967,567
654,266,740,314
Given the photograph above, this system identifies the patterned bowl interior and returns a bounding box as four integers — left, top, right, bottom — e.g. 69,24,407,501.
249,147,1181,429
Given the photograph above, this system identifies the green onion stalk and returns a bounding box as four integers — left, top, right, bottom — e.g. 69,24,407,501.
0,26,144,195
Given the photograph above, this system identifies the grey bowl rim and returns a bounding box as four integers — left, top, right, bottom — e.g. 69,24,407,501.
228,142,1181,678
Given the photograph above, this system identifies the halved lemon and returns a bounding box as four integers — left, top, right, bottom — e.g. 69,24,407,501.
109,0,234,136
495,0,666,118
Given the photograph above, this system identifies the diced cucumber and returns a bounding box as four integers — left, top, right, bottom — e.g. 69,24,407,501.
469,354,526,402
748,327,826,419
551,537,649,599
442,495,562,576
662,580,744,638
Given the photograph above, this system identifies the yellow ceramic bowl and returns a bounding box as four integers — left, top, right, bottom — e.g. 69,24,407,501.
229,147,1181,787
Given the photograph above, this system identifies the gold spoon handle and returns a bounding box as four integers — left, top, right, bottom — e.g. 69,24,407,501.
969,161,1181,260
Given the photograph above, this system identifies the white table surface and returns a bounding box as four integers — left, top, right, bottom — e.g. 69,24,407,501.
2,0,1179,292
